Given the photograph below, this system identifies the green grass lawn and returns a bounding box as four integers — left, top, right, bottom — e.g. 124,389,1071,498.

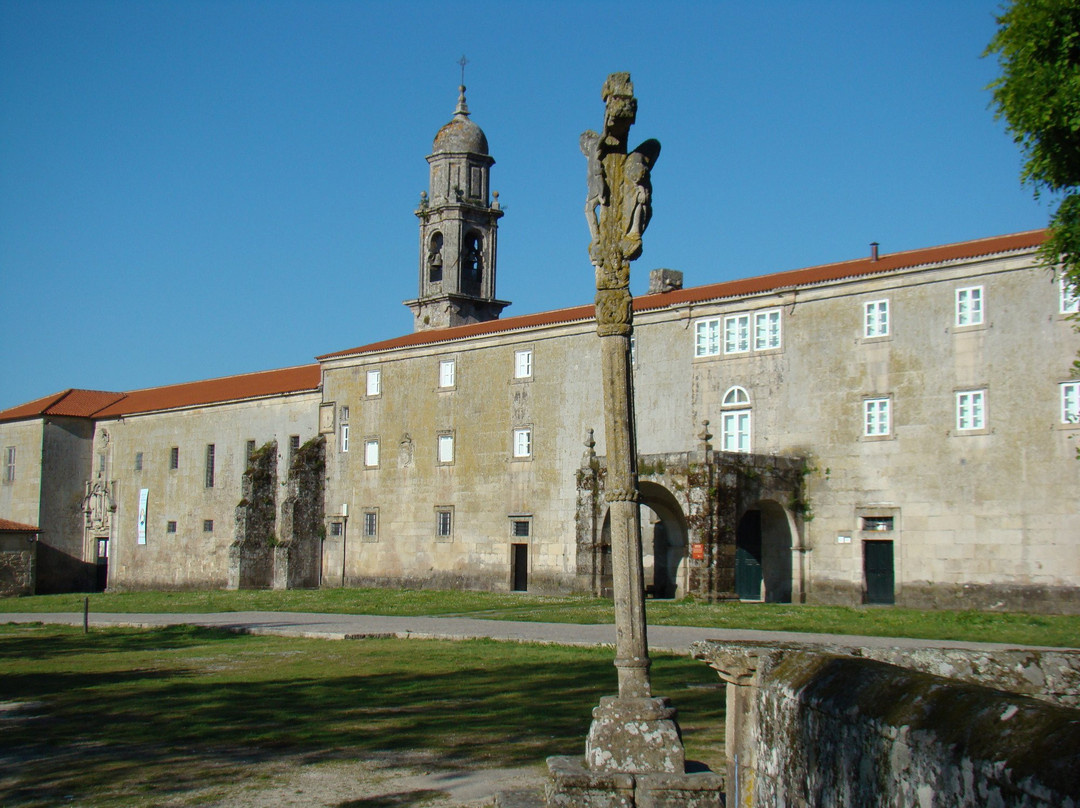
0,624,724,807
2,588,1078,647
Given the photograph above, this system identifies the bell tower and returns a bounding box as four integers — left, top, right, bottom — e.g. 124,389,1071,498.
405,84,510,331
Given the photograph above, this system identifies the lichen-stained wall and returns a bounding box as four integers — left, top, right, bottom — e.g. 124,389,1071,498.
321,320,608,593
665,252,1080,612
0,419,44,529
98,393,320,590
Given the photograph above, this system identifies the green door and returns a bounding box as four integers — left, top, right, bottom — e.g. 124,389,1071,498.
863,540,895,604
735,511,763,600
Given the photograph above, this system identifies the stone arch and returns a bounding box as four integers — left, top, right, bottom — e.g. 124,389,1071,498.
599,481,689,599
735,498,794,603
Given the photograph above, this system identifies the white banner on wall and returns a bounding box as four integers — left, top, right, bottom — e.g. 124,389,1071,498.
138,488,149,545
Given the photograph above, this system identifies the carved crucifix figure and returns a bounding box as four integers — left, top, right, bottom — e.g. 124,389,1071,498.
578,73,684,775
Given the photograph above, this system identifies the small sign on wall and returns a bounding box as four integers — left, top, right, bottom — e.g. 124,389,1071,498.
837,534,852,544
691,543,705,560
138,488,149,545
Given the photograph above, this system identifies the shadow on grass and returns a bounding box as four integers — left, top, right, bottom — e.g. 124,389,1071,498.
0,627,725,807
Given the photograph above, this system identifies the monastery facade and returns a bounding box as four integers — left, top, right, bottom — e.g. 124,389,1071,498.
2,89,1078,611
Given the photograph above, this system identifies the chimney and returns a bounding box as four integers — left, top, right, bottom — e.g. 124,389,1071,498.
648,268,684,294
870,242,880,262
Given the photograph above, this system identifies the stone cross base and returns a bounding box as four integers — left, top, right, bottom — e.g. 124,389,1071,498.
546,756,724,808
585,696,685,773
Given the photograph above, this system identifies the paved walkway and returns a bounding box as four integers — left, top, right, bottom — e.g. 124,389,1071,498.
0,610,1063,653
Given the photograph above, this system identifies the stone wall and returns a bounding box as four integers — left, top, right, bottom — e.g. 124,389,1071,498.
694,641,1080,807
274,436,325,589
0,533,36,596
228,441,278,589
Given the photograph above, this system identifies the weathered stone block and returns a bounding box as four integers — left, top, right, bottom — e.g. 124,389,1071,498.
585,696,684,774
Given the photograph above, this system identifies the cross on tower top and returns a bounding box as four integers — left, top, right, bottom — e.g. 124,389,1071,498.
458,55,468,86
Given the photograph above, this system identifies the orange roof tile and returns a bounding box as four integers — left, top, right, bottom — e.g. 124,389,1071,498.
320,229,1047,360
94,364,321,418
0,389,126,423
0,518,40,532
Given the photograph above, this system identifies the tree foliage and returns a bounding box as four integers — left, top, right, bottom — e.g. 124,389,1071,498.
986,0,1080,298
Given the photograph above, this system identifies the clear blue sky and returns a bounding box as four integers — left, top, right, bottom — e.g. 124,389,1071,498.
0,0,1049,411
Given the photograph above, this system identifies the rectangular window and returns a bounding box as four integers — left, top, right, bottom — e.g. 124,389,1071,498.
721,410,751,453
956,286,983,326
724,314,750,354
3,446,14,483
364,438,379,467
169,447,179,470
341,423,350,453
956,390,986,431
1062,382,1080,425
436,508,453,538
694,318,720,357
363,510,378,538
513,428,532,458
340,405,350,423
366,369,381,397
289,435,300,464
203,519,214,533
862,516,894,532
1063,281,1080,314
512,519,531,538
438,433,455,464
439,359,456,388
134,451,143,472
864,398,891,437
753,309,781,350
166,520,177,534
330,521,343,537
514,349,533,379
864,299,889,338
98,453,106,475
246,440,256,462
205,444,215,488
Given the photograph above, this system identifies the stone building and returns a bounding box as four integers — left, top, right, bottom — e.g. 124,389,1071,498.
2,88,1078,610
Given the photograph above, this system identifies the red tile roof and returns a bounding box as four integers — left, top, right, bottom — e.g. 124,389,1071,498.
94,364,322,418
0,518,40,533
320,229,1047,360
0,365,321,423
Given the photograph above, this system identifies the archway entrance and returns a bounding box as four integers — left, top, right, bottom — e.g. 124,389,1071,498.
735,500,793,603
639,482,688,599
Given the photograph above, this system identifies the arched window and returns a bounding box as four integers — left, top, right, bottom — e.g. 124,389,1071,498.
462,232,482,289
721,386,751,453
722,386,750,407
428,233,444,283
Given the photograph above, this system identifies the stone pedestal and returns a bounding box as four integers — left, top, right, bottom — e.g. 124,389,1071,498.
547,756,724,808
585,697,684,773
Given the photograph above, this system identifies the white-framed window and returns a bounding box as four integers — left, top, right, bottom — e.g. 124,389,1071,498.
724,314,750,354
514,349,533,379
511,518,531,538
694,318,721,357
955,286,983,327
1062,281,1080,314
3,446,14,483
956,390,986,431
439,359,456,388
438,433,455,464
1062,381,1080,425
340,405,349,422
340,423,350,453
753,309,781,350
169,446,179,470
864,299,889,338
363,510,378,538
436,508,453,538
864,398,891,437
513,428,532,458
722,386,750,407
366,369,381,397
721,410,751,453
364,438,380,467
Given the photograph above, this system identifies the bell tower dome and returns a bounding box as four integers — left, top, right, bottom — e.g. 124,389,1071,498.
405,84,510,331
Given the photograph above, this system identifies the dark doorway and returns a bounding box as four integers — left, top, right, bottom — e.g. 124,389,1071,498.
511,543,528,592
95,537,109,592
864,540,895,604
735,511,763,600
